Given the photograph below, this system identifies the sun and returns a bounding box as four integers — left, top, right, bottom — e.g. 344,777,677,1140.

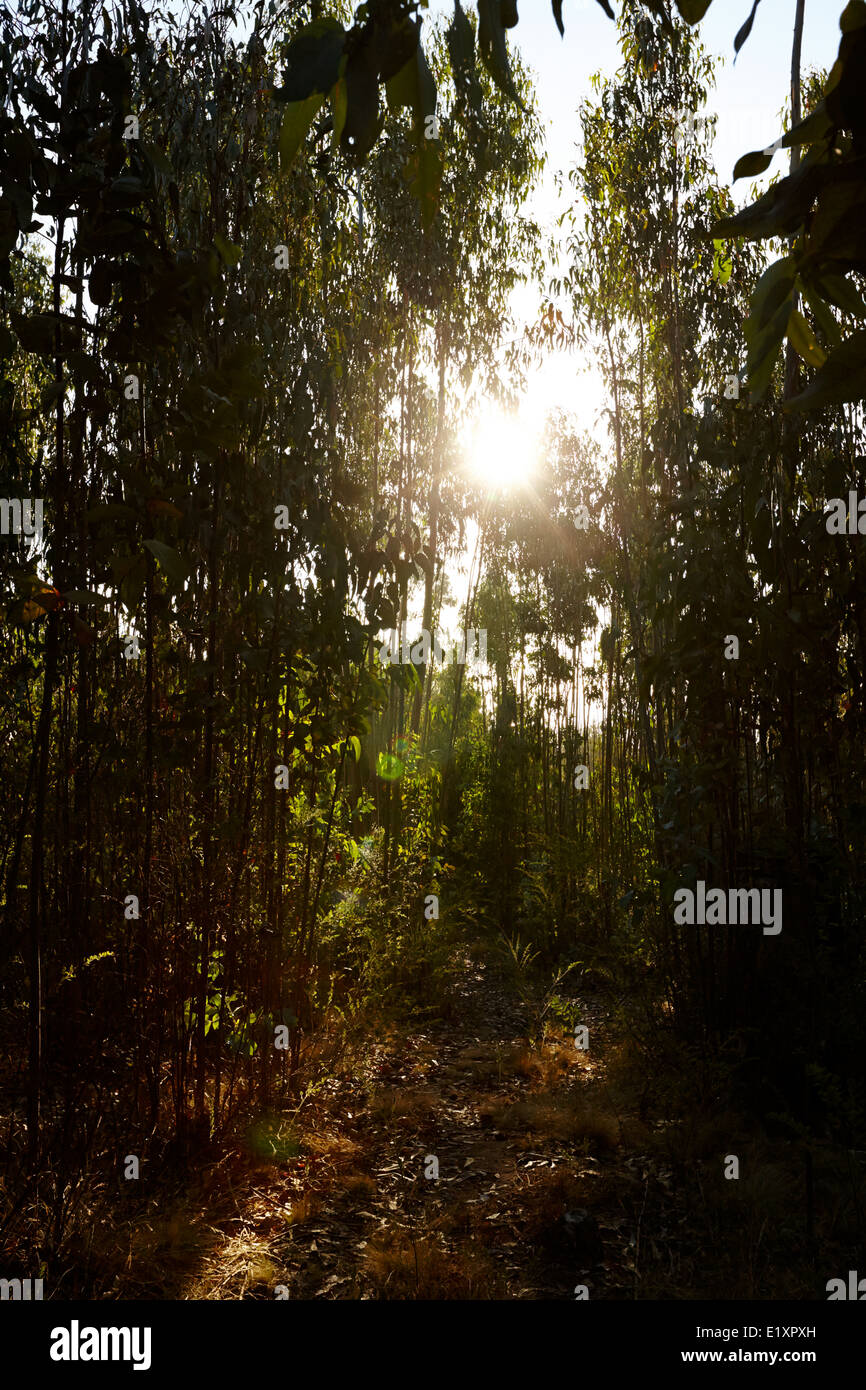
464,407,537,491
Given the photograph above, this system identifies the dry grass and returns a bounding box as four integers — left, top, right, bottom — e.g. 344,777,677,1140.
432,1198,486,1240
480,1091,621,1150
367,1086,438,1123
183,1232,285,1300
301,1127,360,1161
519,1167,594,1231
338,1172,377,1198
649,1109,749,1165
444,1040,584,1084
285,1190,321,1224
443,1044,502,1082
363,1233,504,1298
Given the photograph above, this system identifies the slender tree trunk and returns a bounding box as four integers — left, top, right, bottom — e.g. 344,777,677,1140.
28,1,70,1159
413,319,448,735
27,614,58,1166
784,0,807,404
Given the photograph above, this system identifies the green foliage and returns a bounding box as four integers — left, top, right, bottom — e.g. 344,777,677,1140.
2,0,865,1281
713,5,866,407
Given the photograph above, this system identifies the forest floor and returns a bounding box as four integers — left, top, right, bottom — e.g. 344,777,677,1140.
6,936,852,1299
108,942,739,1301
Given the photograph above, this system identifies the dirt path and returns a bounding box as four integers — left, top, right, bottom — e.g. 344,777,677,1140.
101,947,847,1303
162,956,662,1300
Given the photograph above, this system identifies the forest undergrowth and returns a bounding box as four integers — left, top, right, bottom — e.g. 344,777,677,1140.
4,885,864,1302
4,0,866,1308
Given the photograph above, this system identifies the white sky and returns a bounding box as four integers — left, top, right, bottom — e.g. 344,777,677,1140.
432,0,843,653
227,1,843,653
430,0,844,455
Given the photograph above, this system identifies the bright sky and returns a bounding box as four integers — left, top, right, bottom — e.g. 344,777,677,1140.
220,1,844,645
435,0,843,653
430,0,844,455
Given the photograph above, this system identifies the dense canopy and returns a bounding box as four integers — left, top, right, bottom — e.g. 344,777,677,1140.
2,0,866,1316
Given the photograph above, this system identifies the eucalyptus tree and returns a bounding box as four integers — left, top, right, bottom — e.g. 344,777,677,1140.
0,0,412,1166
342,9,544,895
550,3,866,1160
0,0,549,1192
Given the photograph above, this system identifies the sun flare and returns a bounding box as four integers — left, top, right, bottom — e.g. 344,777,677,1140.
464,409,537,491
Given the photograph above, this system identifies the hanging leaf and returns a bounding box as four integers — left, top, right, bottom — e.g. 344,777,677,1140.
732,147,776,181
69,614,97,646
734,0,763,56
786,329,866,410
448,2,481,108
386,42,436,130
816,272,866,319
745,297,793,399
213,232,242,267
278,93,325,170
88,259,117,306
477,0,522,106
787,308,827,369
140,140,174,177
372,13,419,82
62,589,109,608
800,284,841,350
341,40,382,159
711,161,823,242
331,78,348,149
734,106,833,182
749,256,796,332
675,1,713,20
782,104,833,150
405,137,444,230
8,583,61,624
386,53,418,114
9,309,79,356
273,19,346,102
142,538,191,588
18,596,52,622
